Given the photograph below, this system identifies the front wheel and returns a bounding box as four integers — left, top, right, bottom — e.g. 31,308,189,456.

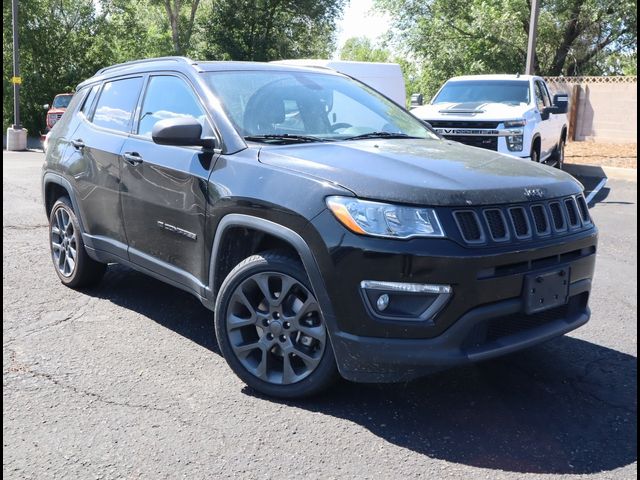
552,139,565,169
215,251,338,398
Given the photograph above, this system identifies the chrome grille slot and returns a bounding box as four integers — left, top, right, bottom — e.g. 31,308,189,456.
483,209,509,241
576,195,591,223
454,211,484,243
508,207,531,239
564,197,580,227
549,202,567,231
530,204,550,235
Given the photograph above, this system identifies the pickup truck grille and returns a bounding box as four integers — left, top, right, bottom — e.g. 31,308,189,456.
428,121,501,129
453,195,592,245
447,135,498,151
428,121,501,151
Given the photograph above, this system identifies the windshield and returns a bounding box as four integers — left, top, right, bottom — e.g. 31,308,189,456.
52,94,73,109
205,70,437,142
433,80,530,106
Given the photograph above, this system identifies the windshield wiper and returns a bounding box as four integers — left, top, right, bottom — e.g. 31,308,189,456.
343,132,419,141
244,134,329,143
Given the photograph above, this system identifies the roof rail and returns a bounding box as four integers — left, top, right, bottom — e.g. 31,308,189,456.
95,56,197,76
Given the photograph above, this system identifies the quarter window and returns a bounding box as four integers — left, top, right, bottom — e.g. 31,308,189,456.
80,84,100,118
137,76,210,138
92,77,143,133
534,81,549,110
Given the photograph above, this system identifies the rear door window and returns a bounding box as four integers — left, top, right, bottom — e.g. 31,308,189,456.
92,77,143,133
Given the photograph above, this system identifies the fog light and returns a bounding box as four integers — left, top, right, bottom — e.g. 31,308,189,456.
376,294,390,311
360,281,453,322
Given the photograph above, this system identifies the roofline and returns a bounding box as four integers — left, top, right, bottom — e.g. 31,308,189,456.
94,56,200,76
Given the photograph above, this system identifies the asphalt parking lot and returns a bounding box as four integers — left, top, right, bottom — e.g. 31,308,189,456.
3,150,637,479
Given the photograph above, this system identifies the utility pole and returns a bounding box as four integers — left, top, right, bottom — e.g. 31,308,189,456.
7,0,27,150
525,0,541,75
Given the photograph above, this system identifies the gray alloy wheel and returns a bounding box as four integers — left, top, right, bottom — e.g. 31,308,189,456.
50,206,78,277
225,271,327,385
48,197,106,288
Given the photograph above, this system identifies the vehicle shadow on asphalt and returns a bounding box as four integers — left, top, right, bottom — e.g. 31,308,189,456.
92,264,636,475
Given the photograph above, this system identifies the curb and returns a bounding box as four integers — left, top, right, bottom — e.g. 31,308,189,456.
564,163,637,182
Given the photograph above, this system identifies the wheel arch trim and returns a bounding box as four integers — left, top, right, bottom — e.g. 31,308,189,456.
207,214,337,329
42,172,87,233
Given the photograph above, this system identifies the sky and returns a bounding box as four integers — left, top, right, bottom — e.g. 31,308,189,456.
333,0,392,58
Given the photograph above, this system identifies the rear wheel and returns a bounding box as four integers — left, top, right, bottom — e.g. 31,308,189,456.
215,251,338,398
49,197,106,288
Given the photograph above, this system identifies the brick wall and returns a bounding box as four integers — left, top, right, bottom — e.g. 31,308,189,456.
544,76,637,143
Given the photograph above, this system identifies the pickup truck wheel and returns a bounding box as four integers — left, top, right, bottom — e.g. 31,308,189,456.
49,197,106,288
530,143,540,163
215,251,338,398
552,139,565,169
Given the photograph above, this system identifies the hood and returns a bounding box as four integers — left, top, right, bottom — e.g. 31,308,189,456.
258,138,582,207
412,102,531,123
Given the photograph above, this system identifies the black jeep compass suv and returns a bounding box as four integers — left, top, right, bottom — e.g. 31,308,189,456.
42,57,597,398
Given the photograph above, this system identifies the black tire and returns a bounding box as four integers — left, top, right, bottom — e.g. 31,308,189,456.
551,139,565,169
48,197,106,288
530,141,541,163
215,251,339,399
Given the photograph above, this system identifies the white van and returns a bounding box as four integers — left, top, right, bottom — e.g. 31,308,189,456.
271,59,407,107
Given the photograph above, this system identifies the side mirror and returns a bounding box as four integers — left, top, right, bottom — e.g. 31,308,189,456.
43,104,50,110
151,117,216,149
552,93,569,114
410,93,424,107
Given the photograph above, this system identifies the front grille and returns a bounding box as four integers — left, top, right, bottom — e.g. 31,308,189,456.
576,196,591,223
485,304,570,343
444,135,498,151
429,120,501,129
452,194,593,246
484,209,508,241
531,205,550,235
549,202,566,231
454,211,483,242
463,293,589,351
509,207,531,238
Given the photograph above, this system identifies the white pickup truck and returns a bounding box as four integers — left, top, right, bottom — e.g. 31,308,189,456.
411,74,569,168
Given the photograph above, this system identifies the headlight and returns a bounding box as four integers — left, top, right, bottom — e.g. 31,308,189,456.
504,119,527,128
326,196,445,239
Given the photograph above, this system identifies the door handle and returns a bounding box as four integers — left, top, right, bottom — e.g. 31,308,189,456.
123,152,144,166
71,139,85,149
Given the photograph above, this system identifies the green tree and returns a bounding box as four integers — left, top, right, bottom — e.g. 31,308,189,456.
376,0,637,98
200,0,346,61
340,37,391,62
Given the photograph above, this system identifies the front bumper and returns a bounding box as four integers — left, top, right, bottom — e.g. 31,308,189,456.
306,210,598,382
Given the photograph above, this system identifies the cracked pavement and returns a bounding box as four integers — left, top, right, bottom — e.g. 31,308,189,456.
3,151,637,479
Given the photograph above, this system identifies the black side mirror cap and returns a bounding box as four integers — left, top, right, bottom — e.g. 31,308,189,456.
152,117,217,149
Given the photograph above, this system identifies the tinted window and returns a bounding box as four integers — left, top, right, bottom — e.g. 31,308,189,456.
81,85,100,117
92,77,143,133
137,76,210,138
52,94,73,108
534,81,546,110
433,80,530,105
538,81,552,106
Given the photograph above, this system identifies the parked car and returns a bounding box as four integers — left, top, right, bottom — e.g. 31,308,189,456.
272,59,407,106
411,75,569,168
41,93,74,149
42,57,597,398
